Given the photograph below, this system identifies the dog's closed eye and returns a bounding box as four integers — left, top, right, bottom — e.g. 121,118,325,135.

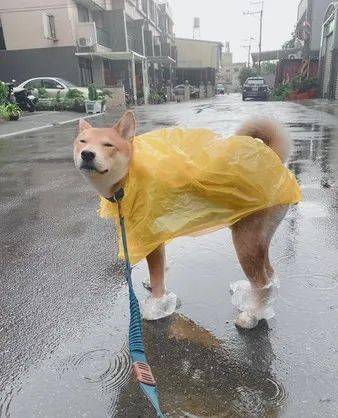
80,139,86,143
103,143,115,148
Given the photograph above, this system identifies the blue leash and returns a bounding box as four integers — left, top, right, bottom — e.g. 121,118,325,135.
109,188,164,418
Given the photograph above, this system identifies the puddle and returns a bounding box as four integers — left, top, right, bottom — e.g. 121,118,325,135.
60,345,131,391
1,94,337,417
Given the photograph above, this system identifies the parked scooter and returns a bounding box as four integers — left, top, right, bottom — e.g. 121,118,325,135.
6,80,37,112
125,89,134,107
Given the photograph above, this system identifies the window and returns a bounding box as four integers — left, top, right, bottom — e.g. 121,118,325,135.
245,78,265,86
43,14,57,40
0,19,6,50
77,5,90,22
24,80,42,90
79,58,93,86
55,78,76,88
41,79,63,89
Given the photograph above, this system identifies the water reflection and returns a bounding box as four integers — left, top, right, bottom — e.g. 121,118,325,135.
118,315,286,417
287,122,334,188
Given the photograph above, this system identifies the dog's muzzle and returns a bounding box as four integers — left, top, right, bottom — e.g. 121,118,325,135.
79,150,108,174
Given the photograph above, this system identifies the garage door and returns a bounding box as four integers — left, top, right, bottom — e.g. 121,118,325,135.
323,33,333,97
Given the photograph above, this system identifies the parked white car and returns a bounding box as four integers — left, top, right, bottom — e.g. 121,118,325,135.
173,84,200,98
14,77,89,98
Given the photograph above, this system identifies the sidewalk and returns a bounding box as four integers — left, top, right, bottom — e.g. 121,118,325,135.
0,110,100,139
298,98,338,118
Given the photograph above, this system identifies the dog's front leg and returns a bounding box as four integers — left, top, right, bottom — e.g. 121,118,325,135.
142,244,177,320
146,244,166,298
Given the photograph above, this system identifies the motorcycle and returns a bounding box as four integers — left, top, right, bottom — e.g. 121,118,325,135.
6,80,37,112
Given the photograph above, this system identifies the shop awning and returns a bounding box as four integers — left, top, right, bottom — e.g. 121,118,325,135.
147,56,176,64
75,51,146,61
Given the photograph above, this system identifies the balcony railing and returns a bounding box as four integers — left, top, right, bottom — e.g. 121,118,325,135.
77,0,108,10
127,34,136,51
96,27,111,48
76,22,111,49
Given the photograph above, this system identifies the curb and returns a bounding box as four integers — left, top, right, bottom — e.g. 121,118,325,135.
0,113,102,140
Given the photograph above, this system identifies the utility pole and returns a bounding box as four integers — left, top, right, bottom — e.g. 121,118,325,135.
258,4,263,74
243,1,264,74
241,37,255,67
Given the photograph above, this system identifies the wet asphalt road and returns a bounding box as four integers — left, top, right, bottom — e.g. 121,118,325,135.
0,94,337,418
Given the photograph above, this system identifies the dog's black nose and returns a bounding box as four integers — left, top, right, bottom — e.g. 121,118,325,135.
81,150,95,162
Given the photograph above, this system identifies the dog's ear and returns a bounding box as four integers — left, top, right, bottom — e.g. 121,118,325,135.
114,111,136,141
79,118,92,132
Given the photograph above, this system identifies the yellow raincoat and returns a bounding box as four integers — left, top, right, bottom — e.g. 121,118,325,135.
99,128,301,265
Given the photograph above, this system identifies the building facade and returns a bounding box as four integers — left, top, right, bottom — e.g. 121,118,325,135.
216,52,246,92
175,38,222,88
296,0,333,56
319,2,338,98
0,0,176,103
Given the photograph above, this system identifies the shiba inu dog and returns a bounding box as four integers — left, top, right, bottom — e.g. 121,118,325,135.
73,111,300,329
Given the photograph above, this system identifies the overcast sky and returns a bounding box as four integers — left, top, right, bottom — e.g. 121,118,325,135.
170,0,299,63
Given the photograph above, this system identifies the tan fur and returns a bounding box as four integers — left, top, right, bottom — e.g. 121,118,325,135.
73,112,135,198
74,112,290,329
235,117,290,162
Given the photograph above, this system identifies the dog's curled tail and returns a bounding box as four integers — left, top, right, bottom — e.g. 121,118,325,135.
235,118,290,162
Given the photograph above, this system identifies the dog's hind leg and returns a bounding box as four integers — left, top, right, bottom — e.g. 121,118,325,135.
230,205,288,329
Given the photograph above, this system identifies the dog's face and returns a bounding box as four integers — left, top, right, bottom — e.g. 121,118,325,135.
73,111,135,196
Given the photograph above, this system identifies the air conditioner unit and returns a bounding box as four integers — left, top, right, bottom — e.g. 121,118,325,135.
77,37,94,47
288,51,302,59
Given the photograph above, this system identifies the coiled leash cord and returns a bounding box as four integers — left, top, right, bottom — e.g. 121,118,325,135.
108,188,164,418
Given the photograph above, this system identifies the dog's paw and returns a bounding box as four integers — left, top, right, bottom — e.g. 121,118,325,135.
235,311,259,329
141,291,177,321
230,280,253,311
142,276,169,292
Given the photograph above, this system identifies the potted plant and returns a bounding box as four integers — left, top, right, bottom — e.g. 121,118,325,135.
0,104,8,123
85,84,102,114
5,103,21,121
0,81,9,105
287,76,318,100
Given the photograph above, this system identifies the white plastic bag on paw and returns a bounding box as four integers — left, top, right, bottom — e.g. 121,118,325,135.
230,280,254,312
141,292,177,320
230,278,279,321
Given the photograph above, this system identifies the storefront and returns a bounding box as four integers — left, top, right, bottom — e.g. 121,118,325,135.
75,51,149,104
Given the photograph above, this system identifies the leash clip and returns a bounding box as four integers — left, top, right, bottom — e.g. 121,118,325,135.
110,187,124,203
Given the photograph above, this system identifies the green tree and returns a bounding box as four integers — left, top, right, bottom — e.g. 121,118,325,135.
260,61,277,75
282,32,296,49
238,67,258,86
